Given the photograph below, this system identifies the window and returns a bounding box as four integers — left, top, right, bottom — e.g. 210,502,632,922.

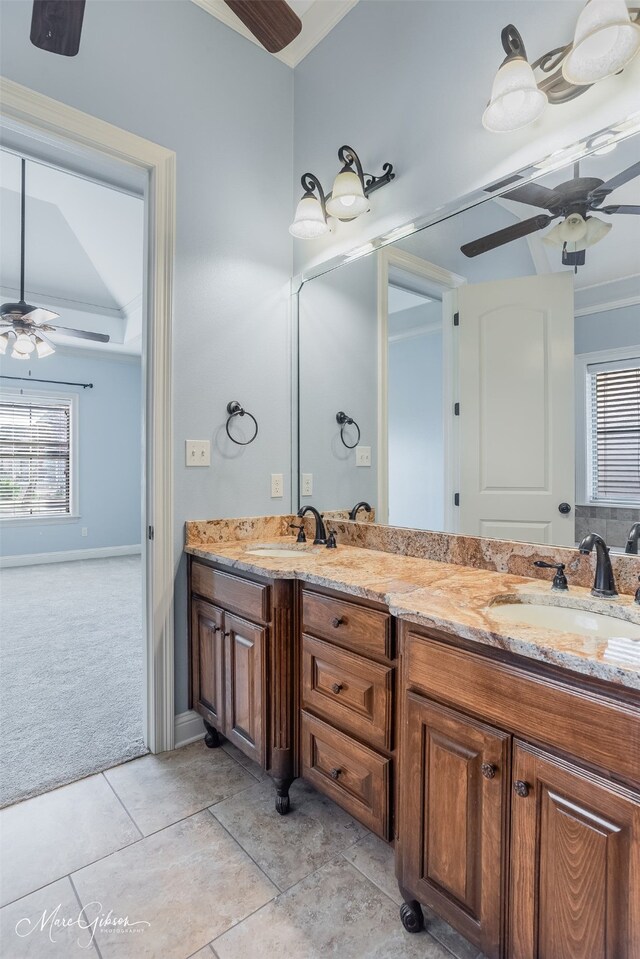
587,358,640,505
0,393,76,520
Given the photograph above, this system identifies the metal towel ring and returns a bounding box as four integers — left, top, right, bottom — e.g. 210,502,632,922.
225,401,258,446
336,411,361,449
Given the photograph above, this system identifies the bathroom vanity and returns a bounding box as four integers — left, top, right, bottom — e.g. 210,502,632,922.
186,525,640,958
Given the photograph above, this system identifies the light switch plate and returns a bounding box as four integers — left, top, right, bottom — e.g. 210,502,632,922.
356,446,371,467
186,440,210,467
301,473,313,496
271,473,283,498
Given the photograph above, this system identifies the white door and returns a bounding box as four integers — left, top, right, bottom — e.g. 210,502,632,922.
456,273,575,546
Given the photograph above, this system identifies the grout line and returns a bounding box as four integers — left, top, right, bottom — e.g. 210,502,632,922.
101,772,144,839
206,808,283,893
68,874,105,959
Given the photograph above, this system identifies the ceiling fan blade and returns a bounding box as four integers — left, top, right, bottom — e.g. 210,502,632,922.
223,0,302,53
22,306,60,324
502,183,557,209
52,325,110,342
599,204,640,215
31,0,86,56
461,214,553,258
590,160,640,200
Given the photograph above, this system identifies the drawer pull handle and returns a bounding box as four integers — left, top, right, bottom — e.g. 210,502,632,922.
481,763,497,780
513,780,530,798
330,767,342,780
331,682,344,694
332,617,345,628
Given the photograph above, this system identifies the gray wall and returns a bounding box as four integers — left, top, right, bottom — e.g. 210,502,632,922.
0,0,293,713
0,352,141,556
575,305,640,354
293,0,640,274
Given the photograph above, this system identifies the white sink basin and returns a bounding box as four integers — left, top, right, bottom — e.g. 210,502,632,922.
245,543,320,558
489,602,640,640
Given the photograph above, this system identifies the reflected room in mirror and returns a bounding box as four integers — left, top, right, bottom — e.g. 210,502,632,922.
296,131,640,550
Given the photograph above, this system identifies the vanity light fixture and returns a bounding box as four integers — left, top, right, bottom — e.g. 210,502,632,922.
289,145,394,239
484,4,640,133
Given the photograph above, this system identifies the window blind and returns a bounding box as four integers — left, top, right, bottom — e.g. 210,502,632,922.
0,398,72,517
589,364,640,504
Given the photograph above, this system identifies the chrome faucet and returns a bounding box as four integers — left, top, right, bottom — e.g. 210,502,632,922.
349,501,372,520
578,532,618,598
297,506,327,545
625,522,640,555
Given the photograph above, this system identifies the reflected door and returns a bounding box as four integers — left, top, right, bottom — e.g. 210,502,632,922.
457,273,574,545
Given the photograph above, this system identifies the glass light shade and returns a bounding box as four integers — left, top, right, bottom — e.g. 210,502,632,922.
288,195,329,239
482,57,547,132
326,170,369,218
575,215,612,250
0,332,10,355
35,336,55,358
563,0,640,85
543,214,611,250
11,346,30,359
13,332,36,354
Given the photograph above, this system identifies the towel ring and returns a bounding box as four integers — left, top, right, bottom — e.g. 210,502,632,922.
226,401,258,446
336,411,361,449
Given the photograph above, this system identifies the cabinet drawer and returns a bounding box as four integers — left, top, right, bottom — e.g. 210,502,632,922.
302,589,391,660
301,711,391,838
192,562,270,623
302,635,393,750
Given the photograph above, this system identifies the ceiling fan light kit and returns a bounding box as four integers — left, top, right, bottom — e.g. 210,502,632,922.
484,3,640,133
290,145,394,240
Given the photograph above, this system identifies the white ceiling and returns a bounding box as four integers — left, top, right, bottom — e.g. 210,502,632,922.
0,151,144,356
191,0,358,67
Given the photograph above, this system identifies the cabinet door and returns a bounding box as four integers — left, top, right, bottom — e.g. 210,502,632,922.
191,598,225,729
509,741,640,959
400,693,509,959
224,612,266,766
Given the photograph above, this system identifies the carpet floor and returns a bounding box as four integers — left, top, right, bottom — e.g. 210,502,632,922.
0,555,146,807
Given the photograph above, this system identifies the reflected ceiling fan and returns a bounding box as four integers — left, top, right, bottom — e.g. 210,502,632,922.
460,159,640,269
30,0,302,57
0,157,110,359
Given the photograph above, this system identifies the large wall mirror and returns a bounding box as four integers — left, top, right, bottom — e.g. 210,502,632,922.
296,128,640,551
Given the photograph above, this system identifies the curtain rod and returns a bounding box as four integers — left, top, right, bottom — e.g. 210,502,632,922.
0,375,93,389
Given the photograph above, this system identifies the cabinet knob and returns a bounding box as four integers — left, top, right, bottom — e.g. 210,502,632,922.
332,616,345,628
213,625,221,633
223,631,230,638
330,767,342,780
331,682,344,694
481,763,497,780
513,780,530,798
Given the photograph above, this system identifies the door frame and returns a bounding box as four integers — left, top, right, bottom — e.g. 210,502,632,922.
377,247,465,527
0,77,176,753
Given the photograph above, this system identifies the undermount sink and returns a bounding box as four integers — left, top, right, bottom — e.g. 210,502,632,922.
488,600,640,640
245,543,321,558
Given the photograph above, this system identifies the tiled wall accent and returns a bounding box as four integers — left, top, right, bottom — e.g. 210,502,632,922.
576,505,640,551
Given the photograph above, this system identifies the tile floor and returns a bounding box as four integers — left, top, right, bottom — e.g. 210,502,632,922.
0,740,485,959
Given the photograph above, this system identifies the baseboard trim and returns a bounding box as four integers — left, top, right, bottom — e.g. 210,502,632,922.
0,544,142,568
174,710,205,748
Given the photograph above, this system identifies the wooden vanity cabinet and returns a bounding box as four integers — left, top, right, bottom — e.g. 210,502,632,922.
189,557,295,813
397,623,640,959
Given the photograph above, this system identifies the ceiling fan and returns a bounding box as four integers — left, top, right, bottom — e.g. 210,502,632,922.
0,157,110,359
30,0,302,57
460,158,640,269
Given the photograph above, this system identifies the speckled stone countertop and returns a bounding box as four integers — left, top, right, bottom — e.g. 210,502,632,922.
186,537,640,691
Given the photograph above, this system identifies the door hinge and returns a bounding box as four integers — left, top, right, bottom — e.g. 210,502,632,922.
453,312,459,327
454,402,460,416
454,493,460,506
148,525,154,541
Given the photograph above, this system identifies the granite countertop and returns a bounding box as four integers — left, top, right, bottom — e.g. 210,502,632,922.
185,537,640,691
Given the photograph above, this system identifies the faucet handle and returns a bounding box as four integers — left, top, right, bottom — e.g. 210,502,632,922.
326,528,337,549
635,577,640,606
534,560,568,591
289,523,306,544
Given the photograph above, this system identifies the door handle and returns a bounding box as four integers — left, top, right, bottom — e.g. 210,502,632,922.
558,502,572,514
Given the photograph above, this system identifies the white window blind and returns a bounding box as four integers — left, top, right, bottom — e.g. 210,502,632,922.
588,359,640,505
0,396,72,518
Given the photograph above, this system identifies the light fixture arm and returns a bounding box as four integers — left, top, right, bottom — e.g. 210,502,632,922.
300,172,327,219
501,24,527,61
337,144,395,198
20,157,26,303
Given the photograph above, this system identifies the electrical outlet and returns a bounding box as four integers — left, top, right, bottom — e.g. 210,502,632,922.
81,527,88,537
185,440,210,467
356,446,371,467
301,473,313,496
271,473,283,498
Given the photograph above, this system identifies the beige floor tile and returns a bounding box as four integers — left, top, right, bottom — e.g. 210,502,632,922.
104,741,255,835
220,741,269,782
422,905,484,959
189,949,215,959
72,809,277,959
342,832,401,905
0,775,140,907
210,778,368,891
213,857,453,959
0,877,99,958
